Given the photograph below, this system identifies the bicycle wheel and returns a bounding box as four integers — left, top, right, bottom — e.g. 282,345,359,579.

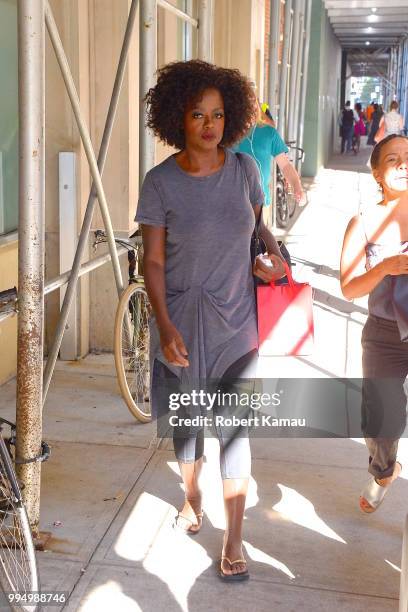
114,283,151,422
276,179,289,228
0,439,39,612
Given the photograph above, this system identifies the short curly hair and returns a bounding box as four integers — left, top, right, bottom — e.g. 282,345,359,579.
144,60,257,149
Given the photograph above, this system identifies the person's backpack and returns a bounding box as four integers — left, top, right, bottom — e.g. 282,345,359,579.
342,109,354,129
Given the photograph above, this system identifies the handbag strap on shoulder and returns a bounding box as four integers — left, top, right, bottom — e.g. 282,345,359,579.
236,151,263,243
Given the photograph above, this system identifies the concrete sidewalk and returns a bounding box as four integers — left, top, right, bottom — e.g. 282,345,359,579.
0,143,406,611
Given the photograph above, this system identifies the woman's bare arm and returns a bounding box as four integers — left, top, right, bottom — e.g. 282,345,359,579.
141,225,189,366
142,225,171,328
275,153,305,203
253,204,286,281
340,215,408,299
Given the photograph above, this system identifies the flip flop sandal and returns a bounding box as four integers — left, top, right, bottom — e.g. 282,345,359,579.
359,462,402,514
172,511,203,535
219,557,249,582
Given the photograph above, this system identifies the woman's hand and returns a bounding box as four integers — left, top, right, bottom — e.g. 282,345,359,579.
159,322,189,367
295,189,307,207
380,254,408,276
253,254,286,283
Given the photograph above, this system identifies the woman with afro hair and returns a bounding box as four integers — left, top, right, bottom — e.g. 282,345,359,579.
135,60,285,581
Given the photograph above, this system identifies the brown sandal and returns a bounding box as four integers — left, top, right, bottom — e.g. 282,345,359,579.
173,511,203,535
219,556,249,582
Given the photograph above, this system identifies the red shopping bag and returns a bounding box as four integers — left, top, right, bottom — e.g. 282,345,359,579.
257,263,314,356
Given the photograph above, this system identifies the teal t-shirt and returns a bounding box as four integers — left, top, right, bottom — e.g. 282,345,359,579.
232,124,288,205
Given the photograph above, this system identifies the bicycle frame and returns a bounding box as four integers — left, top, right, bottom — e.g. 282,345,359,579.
93,230,144,285
0,421,23,506
0,419,50,502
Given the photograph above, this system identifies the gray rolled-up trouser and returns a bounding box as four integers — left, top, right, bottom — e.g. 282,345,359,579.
362,315,408,479
152,349,258,479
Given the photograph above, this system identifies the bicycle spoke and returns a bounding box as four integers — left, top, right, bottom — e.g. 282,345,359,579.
0,451,38,605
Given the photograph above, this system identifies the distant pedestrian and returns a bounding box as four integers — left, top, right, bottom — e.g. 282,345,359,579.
233,99,305,206
353,102,366,154
339,101,355,154
366,102,375,124
367,103,383,146
376,101,404,142
260,102,276,128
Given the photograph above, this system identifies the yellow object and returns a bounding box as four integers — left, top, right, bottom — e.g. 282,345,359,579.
261,102,269,113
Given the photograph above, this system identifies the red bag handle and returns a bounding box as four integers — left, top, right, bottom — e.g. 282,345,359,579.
270,260,296,288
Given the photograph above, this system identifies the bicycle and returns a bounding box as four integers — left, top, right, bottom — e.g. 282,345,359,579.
275,141,305,228
0,409,50,612
93,231,151,423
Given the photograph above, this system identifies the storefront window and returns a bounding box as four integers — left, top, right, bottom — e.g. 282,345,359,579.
0,0,18,236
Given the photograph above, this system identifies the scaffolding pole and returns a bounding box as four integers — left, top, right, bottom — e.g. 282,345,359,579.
287,0,301,143
198,0,213,62
267,0,280,124
267,0,281,231
184,0,194,60
278,0,292,139
16,0,45,533
44,1,124,302
42,0,139,403
400,514,408,612
293,0,305,159
157,0,197,27
140,0,157,186
297,0,312,173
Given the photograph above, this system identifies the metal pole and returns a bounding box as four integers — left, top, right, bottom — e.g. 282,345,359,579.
0,247,130,326
293,0,304,143
278,0,292,139
403,41,408,125
43,0,138,402
44,2,123,298
267,0,280,121
268,0,281,231
386,55,390,104
399,513,408,612
139,0,157,186
297,0,312,173
389,52,394,104
396,45,401,104
198,0,213,62
157,0,197,27
44,246,130,297
287,0,301,143
184,0,194,60
16,0,45,533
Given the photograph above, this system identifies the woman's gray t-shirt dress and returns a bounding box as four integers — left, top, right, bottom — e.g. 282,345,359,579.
135,149,263,411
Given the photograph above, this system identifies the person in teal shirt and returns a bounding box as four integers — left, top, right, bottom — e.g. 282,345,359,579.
233,103,305,206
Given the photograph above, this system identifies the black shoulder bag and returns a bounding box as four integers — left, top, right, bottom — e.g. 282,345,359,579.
236,153,291,287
